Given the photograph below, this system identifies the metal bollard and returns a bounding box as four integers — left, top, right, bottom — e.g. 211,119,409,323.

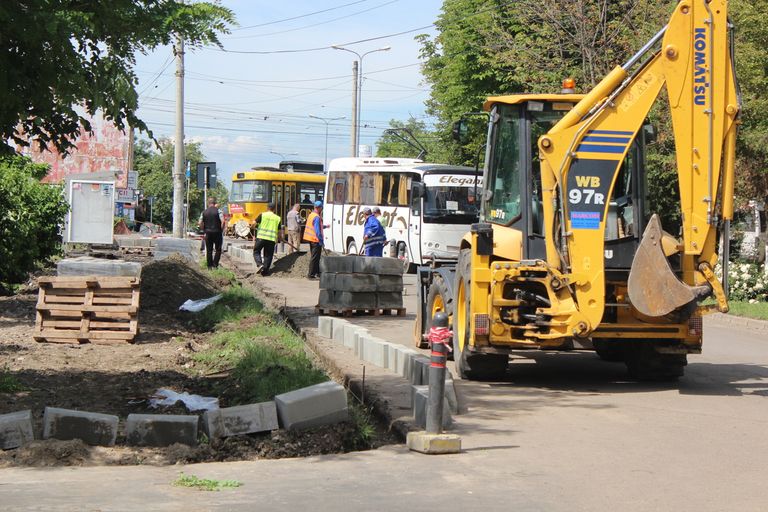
426,311,451,434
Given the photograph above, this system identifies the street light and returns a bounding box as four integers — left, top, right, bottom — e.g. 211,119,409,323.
332,44,391,156
309,114,345,171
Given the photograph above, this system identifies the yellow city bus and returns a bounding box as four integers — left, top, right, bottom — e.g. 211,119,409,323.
227,167,326,239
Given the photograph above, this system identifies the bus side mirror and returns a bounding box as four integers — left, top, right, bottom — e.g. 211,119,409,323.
411,182,426,198
452,119,469,144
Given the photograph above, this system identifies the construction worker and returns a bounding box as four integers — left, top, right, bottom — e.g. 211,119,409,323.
285,203,302,254
199,198,225,269
363,206,386,257
303,200,327,279
252,203,282,276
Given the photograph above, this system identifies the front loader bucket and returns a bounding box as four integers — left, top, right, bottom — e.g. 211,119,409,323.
628,214,709,317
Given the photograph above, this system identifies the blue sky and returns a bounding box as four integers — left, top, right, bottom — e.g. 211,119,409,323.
134,0,444,187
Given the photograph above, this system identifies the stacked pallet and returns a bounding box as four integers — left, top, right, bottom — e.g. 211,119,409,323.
316,256,405,317
34,276,141,344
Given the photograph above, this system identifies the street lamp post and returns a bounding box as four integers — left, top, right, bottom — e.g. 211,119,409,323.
309,114,345,171
332,45,391,157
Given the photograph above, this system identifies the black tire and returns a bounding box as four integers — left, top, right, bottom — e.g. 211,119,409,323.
624,342,687,381
423,274,454,358
594,339,626,362
452,248,508,380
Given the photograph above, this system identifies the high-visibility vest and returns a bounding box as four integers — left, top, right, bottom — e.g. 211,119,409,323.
303,211,320,242
256,211,281,242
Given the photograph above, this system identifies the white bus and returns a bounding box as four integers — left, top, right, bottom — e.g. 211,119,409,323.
323,157,481,270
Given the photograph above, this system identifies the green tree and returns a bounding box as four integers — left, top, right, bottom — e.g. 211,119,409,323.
375,118,455,163
0,156,69,290
134,139,227,230
0,1,234,155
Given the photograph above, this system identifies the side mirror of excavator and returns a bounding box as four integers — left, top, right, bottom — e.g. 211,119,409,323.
452,119,469,144
643,123,657,144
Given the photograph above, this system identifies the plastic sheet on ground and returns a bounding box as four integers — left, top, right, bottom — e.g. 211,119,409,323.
178,294,223,312
149,388,219,412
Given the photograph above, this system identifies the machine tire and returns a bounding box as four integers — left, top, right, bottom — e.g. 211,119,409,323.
423,274,454,358
624,341,687,381
593,339,626,362
452,249,508,380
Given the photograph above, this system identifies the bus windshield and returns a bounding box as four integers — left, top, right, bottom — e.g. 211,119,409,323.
423,184,480,224
231,180,268,202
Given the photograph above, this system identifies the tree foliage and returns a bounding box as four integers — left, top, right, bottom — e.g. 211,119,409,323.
417,0,768,218
134,139,227,230
0,156,69,289
375,118,456,163
0,1,234,155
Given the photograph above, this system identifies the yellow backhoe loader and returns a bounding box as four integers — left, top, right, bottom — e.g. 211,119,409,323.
420,0,740,380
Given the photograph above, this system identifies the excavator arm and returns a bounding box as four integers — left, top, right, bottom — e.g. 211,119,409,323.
538,0,740,331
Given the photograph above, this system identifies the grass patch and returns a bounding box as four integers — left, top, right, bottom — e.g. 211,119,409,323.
347,404,376,450
726,300,768,321
194,318,327,403
191,286,263,331
0,368,24,393
172,473,242,492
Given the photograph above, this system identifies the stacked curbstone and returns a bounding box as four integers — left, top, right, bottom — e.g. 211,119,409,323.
318,256,404,313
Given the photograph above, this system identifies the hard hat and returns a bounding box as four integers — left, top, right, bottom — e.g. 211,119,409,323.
314,200,323,208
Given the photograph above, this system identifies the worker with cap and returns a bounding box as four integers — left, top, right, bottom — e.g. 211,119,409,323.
252,203,282,276
303,200,328,279
362,206,386,257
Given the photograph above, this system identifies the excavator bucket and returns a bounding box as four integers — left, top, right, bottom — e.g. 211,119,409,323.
628,214,709,317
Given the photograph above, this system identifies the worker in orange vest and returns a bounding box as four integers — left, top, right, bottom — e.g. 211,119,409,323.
303,200,328,279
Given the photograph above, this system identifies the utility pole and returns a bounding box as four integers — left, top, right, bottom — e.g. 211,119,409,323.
172,35,185,238
350,61,358,157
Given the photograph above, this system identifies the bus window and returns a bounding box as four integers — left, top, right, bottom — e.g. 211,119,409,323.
380,173,410,206
231,180,268,202
328,173,347,204
347,173,361,204
360,173,375,204
301,182,326,205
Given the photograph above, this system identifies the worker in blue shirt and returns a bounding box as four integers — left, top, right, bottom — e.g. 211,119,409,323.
362,207,386,257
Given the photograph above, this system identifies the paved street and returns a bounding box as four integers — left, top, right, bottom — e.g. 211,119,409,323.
3,269,767,511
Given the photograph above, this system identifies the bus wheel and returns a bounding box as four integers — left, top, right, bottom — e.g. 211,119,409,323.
397,242,415,273
346,239,358,255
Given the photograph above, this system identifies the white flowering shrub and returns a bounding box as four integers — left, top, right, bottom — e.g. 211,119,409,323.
720,262,768,302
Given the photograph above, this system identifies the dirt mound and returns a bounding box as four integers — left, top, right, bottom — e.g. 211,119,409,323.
270,251,310,278
140,255,221,314
9,439,90,467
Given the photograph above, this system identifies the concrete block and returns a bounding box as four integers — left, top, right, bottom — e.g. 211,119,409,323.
125,414,198,447
353,256,403,275
377,292,404,309
42,407,119,446
318,316,333,338
202,402,279,438
320,256,354,274
444,377,459,414
411,356,431,385
57,257,142,278
336,291,377,309
275,381,348,431
335,273,377,292
406,432,461,454
320,272,336,290
0,410,34,450
412,386,452,429
387,343,399,373
376,275,404,292
345,328,366,350
331,318,348,343
136,238,152,248
343,323,359,347
362,337,389,368
115,236,136,248
318,289,335,308
397,347,421,379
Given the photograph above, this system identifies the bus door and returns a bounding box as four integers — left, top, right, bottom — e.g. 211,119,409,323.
271,182,285,223
409,180,423,265
329,175,346,251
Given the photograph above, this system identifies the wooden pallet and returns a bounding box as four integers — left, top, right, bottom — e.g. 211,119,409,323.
34,276,141,344
315,306,406,318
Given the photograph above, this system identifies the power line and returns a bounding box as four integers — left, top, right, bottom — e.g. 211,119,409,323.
232,0,372,31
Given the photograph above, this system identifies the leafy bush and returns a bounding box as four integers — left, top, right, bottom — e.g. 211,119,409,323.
0,156,69,289
724,262,768,302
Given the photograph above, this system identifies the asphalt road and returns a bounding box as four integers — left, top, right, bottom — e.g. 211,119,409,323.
3,268,767,511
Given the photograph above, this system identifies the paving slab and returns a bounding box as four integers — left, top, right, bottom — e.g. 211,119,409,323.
57,257,142,277
0,410,34,450
331,318,348,343
376,274,404,292
203,402,279,438
42,407,119,446
318,316,333,338
125,414,198,447
335,273,377,292
275,381,348,431
362,336,389,368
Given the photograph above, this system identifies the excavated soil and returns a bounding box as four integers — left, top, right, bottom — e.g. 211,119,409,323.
0,253,392,467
